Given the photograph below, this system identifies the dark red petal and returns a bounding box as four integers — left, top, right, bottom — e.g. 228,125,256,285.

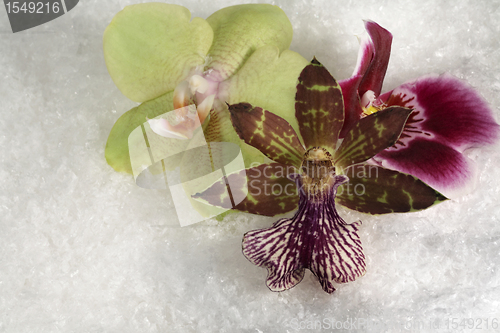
193,162,299,217
229,103,305,166
351,33,374,78
338,21,392,138
295,58,344,151
357,21,392,98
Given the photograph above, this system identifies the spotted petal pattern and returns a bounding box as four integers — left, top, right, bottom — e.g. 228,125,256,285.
339,20,500,198
295,58,344,152
193,162,299,216
336,165,447,214
229,103,305,166
243,174,365,293
334,106,411,168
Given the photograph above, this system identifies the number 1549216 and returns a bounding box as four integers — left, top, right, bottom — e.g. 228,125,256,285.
5,2,61,14
447,318,498,330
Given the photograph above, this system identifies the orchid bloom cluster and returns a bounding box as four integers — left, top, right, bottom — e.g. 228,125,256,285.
104,4,500,294
196,22,499,293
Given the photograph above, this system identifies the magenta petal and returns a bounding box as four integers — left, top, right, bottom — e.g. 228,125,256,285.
242,174,365,293
339,21,393,138
375,138,475,195
357,21,392,97
382,74,500,151
351,33,374,78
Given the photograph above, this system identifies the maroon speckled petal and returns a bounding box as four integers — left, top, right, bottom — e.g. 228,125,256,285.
335,106,411,168
336,164,447,214
229,103,305,166
242,174,365,293
295,58,344,151
339,75,364,138
193,162,299,216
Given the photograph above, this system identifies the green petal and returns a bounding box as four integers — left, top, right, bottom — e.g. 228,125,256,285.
228,103,305,167
336,165,448,214
193,162,299,216
295,58,344,153
219,45,308,138
103,3,213,102
205,4,293,82
105,91,177,174
334,106,412,168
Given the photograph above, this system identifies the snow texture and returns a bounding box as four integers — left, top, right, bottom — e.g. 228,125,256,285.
1,0,500,332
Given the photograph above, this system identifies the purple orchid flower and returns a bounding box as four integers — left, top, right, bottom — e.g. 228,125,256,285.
339,21,500,198
195,59,446,293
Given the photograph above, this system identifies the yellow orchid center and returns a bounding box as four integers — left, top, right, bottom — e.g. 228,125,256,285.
360,90,386,116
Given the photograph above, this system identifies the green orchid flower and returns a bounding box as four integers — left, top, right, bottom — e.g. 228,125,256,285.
103,3,309,175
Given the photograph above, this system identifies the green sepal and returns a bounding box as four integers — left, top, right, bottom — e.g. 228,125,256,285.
219,45,309,138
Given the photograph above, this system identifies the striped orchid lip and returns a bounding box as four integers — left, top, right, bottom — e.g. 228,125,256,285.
195,58,447,293
243,170,365,294
243,147,365,293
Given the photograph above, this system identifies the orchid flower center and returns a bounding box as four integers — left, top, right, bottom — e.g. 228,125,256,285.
173,70,220,123
360,90,386,117
300,147,336,200
149,68,220,139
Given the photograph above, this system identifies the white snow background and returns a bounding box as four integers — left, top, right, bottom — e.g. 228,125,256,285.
1,0,500,332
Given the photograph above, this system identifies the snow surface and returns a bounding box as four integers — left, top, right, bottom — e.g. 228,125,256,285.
1,0,500,332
